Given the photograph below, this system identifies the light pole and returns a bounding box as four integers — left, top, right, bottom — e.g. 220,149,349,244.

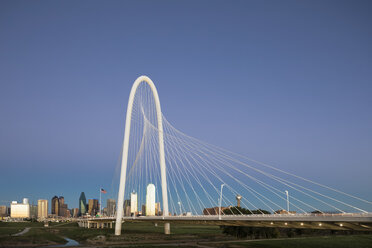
219,184,225,220
285,190,289,213
178,201,182,216
99,187,102,216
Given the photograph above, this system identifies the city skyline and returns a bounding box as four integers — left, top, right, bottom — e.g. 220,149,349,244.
1,1,372,246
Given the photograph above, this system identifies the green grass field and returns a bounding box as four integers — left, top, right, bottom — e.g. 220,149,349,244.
0,221,372,247
0,221,43,236
222,235,372,248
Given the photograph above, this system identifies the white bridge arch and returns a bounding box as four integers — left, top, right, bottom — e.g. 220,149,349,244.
115,76,170,235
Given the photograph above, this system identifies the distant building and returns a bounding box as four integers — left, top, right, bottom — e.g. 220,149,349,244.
65,209,71,218
141,204,146,216
124,199,131,217
88,199,99,216
0,205,7,217
10,198,30,218
49,196,69,217
79,192,87,216
60,204,68,217
130,192,137,214
58,196,67,217
155,202,161,216
37,199,48,220
72,208,79,218
51,196,59,215
30,204,38,219
146,184,155,216
274,209,296,214
107,199,116,217
202,206,230,215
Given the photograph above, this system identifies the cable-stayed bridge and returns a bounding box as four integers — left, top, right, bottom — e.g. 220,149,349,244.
89,76,372,235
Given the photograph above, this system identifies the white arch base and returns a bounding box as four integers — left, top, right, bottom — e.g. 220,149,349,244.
115,76,170,236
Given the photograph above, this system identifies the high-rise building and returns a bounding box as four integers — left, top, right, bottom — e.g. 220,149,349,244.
130,192,137,214
37,199,48,220
30,204,38,219
0,205,7,217
155,202,161,216
51,196,59,215
141,204,146,216
10,198,30,218
79,192,87,216
124,199,131,216
146,184,156,216
50,196,68,217
58,197,66,217
88,199,99,216
72,208,79,218
107,199,116,217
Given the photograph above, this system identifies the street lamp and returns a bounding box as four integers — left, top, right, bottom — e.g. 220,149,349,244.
219,184,225,220
285,190,289,213
178,201,182,216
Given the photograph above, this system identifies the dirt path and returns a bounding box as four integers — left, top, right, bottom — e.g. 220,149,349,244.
12,227,30,236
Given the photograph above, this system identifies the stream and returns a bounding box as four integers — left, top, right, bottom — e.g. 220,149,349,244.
45,237,80,247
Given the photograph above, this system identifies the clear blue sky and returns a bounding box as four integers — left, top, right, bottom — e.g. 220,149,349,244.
0,0,371,210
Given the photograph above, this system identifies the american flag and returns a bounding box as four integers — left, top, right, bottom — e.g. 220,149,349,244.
101,188,107,194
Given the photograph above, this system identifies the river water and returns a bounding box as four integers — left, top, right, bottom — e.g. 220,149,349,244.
44,237,80,247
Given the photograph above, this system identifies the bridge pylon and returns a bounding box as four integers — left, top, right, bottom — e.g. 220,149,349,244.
115,76,170,235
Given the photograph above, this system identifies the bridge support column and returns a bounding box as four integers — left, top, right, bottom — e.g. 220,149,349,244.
164,222,170,234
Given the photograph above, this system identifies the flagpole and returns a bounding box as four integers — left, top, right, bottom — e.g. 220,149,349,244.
100,187,102,216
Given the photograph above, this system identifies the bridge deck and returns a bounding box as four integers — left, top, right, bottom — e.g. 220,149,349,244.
78,213,372,231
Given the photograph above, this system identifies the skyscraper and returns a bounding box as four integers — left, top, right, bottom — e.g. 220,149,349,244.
51,196,59,215
0,206,7,217
130,192,137,214
146,184,155,216
107,199,116,217
141,204,146,216
72,208,79,218
124,199,131,216
30,204,38,219
88,199,99,216
79,192,87,216
37,199,48,220
155,202,161,216
58,196,67,217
